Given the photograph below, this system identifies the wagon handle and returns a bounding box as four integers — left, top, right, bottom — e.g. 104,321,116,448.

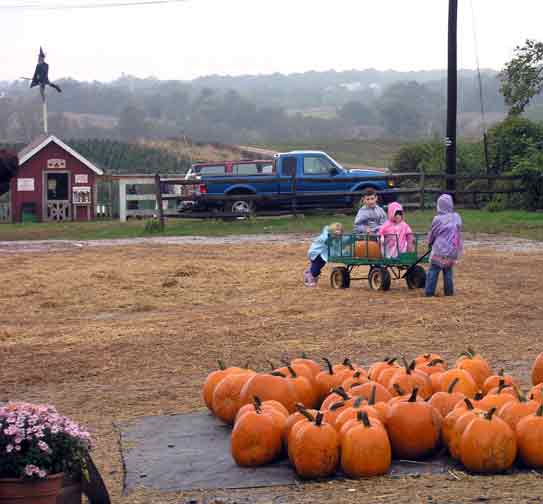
401,249,432,279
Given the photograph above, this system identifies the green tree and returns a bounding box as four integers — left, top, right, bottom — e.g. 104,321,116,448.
118,105,147,140
338,101,377,125
500,39,543,116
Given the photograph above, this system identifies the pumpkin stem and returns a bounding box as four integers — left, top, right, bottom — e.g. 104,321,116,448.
332,387,350,400
354,396,364,408
448,377,460,393
409,360,416,372
460,347,476,360
401,356,411,374
429,358,444,367
287,366,297,378
537,404,543,417
268,360,275,370
498,368,505,377
343,358,355,370
296,403,315,422
369,384,377,405
515,386,526,403
386,357,397,365
358,410,371,428
217,360,226,370
252,396,262,413
497,378,506,394
464,398,474,410
330,401,345,411
315,411,324,426
393,383,406,396
270,371,287,378
323,357,334,375
408,388,419,402
485,407,497,421
353,370,362,379
474,392,484,401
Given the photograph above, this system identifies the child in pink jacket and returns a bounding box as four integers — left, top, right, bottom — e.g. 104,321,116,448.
378,202,414,258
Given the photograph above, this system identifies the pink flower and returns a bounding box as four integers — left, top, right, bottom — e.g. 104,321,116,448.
38,441,49,452
5,444,13,453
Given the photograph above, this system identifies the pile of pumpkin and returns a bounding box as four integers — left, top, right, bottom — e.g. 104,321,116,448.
202,350,543,478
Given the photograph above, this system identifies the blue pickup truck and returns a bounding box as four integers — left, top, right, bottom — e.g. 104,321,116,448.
193,151,396,213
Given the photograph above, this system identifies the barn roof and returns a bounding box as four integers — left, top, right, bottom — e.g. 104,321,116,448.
18,135,104,175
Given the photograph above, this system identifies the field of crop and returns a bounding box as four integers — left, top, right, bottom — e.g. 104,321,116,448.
1,237,542,503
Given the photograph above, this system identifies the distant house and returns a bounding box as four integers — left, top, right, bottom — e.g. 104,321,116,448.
11,134,104,222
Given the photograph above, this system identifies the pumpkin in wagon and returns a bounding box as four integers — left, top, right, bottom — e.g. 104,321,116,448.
354,238,381,259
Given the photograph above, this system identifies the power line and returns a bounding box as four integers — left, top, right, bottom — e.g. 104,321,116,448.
0,0,190,10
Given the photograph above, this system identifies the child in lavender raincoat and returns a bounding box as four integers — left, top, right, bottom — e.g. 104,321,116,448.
304,222,345,287
425,194,463,297
378,202,414,258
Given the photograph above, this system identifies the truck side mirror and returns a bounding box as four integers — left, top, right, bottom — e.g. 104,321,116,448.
329,167,339,176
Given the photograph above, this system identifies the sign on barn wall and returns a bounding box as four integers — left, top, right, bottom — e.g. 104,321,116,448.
17,178,35,191
75,174,88,184
47,159,66,169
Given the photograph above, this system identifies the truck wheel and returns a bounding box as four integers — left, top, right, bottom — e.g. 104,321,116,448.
224,198,254,216
330,267,350,289
405,265,426,289
368,267,391,291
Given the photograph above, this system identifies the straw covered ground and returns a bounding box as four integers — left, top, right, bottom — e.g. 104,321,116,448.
1,239,543,503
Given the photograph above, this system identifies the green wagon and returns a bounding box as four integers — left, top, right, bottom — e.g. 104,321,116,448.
327,233,430,291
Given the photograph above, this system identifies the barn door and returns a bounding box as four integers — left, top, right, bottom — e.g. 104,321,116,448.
45,172,71,221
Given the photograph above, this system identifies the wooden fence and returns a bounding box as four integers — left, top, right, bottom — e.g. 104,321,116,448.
113,171,526,224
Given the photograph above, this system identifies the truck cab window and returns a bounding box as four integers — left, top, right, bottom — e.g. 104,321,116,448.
282,157,297,177
303,157,335,175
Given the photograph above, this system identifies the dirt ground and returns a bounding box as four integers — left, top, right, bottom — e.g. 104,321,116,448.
1,237,543,503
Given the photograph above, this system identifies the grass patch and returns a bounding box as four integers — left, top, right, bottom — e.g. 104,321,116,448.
1,210,543,242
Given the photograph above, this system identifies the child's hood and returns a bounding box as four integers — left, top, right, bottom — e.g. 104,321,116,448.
437,194,454,214
387,202,404,220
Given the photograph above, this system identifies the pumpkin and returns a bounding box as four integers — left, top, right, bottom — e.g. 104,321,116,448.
211,370,256,424
530,383,543,403
378,364,403,388
283,405,318,447
239,374,298,413
414,353,447,369
288,412,339,478
442,398,476,448
342,370,369,390
532,353,543,386
202,360,247,411
231,397,284,466
388,384,424,406
438,368,478,398
430,371,445,395
448,408,485,460
428,377,466,418
516,404,543,469
498,391,540,431
385,388,442,459
387,359,432,400
477,380,518,412
416,358,447,376
275,360,315,387
456,347,492,389
459,407,517,473
369,357,398,382
350,380,393,403
235,396,289,424
341,411,391,478
315,358,345,402
335,394,383,433
291,353,322,380
355,238,381,259
321,387,352,411
482,369,518,395
279,368,319,409
322,401,351,428
333,358,362,375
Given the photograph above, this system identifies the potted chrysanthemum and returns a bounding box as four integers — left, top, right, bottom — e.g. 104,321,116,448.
0,402,92,503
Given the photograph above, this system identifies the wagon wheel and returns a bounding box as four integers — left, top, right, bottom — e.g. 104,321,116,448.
330,267,351,289
405,265,426,289
368,267,391,291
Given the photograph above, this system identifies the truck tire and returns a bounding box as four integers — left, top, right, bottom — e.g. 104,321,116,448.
223,194,255,217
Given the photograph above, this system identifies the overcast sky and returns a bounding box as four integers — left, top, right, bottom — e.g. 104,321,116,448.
0,0,540,83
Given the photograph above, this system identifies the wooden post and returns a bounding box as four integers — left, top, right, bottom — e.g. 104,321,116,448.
154,173,165,231
419,171,426,210
119,180,127,222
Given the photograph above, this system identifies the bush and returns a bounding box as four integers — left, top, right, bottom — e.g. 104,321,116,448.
143,218,163,233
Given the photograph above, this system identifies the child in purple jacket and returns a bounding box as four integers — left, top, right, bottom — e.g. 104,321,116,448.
425,194,463,297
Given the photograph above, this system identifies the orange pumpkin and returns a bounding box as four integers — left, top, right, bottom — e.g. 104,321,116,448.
321,387,352,411
350,381,393,403
459,407,517,473
477,380,518,412
438,368,479,398
355,239,381,259
369,357,399,382
231,398,284,466
275,361,315,387
387,359,432,400
283,405,318,447
315,358,345,402
288,412,339,478
530,383,543,403
335,395,383,432
516,404,543,468
498,391,540,431
385,389,442,459
414,353,447,369
442,398,476,448
291,353,322,380
341,411,391,478
416,358,447,376
448,408,485,460
428,377,466,418
482,369,518,395
322,401,351,428
202,361,247,411
235,396,289,424
239,373,298,413
211,370,256,424
342,370,369,390
532,353,543,386
280,368,319,409
456,347,492,389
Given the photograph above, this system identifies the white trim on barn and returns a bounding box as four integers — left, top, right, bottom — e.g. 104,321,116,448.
18,135,104,175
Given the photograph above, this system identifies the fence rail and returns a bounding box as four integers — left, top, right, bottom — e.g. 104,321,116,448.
115,171,527,223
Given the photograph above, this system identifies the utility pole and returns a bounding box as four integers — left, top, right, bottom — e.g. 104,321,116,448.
446,0,458,193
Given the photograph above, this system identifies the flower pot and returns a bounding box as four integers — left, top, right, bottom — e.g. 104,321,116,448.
0,473,64,503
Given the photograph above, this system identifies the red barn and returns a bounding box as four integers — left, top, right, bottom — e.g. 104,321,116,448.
11,135,104,222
